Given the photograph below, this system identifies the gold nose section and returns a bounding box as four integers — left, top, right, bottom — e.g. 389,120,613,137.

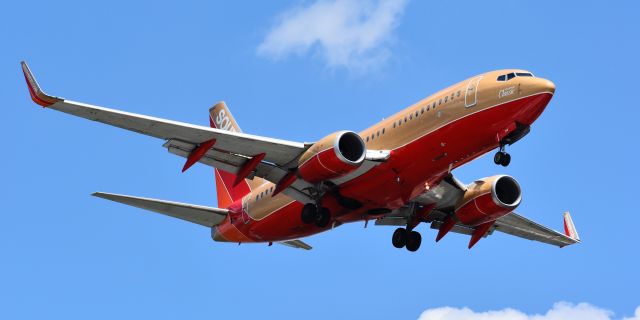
539,78,556,94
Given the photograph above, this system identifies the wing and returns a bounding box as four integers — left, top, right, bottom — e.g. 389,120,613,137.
493,211,579,247
376,175,580,248
93,192,228,227
21,61,319,202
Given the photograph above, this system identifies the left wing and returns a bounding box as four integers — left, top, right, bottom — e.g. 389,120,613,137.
376,175,580,248
493,211,579,247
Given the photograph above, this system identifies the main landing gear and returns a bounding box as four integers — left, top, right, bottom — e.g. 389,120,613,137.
493,145,511,167
301,203,331,228
392,227,422,252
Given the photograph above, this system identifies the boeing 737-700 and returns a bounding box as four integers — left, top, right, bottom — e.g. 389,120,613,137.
21,61,580,252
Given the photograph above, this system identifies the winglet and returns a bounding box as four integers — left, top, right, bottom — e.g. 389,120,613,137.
20,61,63,107
563,211,580,242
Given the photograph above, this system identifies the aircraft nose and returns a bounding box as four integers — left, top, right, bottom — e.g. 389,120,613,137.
538,78,556,94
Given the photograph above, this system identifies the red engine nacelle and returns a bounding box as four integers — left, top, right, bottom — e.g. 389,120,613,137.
298,131,366,183
455,175,522,226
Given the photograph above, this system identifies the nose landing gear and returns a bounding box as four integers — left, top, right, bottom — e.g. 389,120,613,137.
494,145,511,167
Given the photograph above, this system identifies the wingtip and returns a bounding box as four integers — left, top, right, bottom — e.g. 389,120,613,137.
563,211,581,243
20,60,62,107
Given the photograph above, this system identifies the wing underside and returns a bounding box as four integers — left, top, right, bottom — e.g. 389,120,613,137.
21,61,388,204
376,176,580,248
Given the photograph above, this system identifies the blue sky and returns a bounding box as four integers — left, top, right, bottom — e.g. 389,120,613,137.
1,1,639,319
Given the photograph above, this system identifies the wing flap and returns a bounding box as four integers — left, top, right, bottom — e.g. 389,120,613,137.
93,192,228,227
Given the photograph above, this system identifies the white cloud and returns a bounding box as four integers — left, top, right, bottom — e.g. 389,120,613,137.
257,0,408,72
418,302,640,320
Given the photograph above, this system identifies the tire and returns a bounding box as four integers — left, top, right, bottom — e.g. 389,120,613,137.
392,228,407,248
493,152,503,165
501,153,511,167
301,204,318,224
315,207,331,228
405,231,422,252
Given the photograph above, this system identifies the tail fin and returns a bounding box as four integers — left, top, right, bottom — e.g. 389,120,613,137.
209,102,266,208
563,211,580,242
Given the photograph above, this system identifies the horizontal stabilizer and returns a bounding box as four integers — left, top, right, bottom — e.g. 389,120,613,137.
93,192,228,227
279,239,313,250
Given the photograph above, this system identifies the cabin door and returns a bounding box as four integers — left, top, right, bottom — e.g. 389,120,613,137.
465,76,483,108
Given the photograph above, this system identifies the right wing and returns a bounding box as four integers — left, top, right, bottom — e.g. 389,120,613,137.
21,61,316,202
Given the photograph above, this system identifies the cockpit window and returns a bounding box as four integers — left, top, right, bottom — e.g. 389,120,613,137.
497,72,534,82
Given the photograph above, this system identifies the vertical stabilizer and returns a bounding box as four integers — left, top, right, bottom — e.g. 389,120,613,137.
209,102,265,208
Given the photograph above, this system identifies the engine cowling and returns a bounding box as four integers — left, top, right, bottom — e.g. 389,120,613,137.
454,175,522,226
298,131,366,183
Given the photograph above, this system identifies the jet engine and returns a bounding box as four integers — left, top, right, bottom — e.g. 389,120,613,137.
298,131,366,183
454,175,521,226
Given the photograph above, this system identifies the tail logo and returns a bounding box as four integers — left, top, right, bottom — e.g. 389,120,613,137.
215,109,238,132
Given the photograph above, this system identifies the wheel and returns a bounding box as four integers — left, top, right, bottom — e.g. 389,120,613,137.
392,228,407,248
315,207,331,228
301,204,318,224
493,152,503,165
500,153,511,167
405,231,422,252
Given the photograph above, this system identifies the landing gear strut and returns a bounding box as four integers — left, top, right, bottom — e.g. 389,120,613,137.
391,227,422,252
300,203,331,228
493,145,511,167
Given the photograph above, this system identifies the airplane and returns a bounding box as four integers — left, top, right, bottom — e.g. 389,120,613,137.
20,61,580,252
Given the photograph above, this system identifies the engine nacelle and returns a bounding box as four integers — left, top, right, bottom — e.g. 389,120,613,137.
455,175,522,226
298,131,366,183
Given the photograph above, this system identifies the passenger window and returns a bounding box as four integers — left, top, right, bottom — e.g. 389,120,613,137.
382,128,385,134
377,131,380,137
409,114,413,120
421,107,424,114
444,96,448,103
404,117,407,123
366,136,369,142
457,91,461,97
451,93,454,100
415,111,418,117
